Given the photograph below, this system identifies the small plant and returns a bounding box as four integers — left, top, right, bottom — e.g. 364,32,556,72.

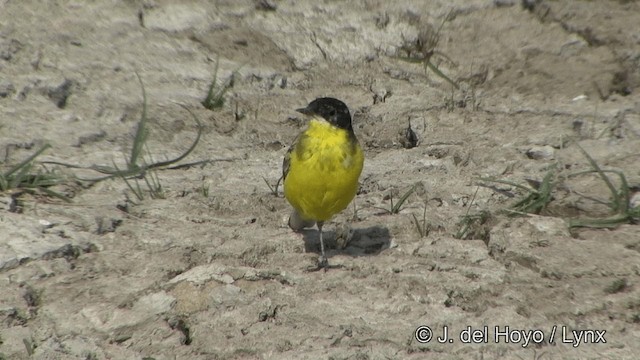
376,185,415,215
263,176,282,197
479,169,556,216
200,178,210,198
144,168,164,199
202,55,240,110
0,144,70,202
411,201,430,237
568,144,639,228
454,186,494,240
23,338,34,356
116,164,164,201
114,140,166,201
396,14,459,90
23,285,43,307
455,210,492,240
46,74,203,201
604,278,628,294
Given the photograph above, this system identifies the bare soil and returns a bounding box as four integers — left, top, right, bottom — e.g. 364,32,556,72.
1,1,639,359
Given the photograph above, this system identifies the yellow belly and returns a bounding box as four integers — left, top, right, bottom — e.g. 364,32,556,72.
284,119,364,222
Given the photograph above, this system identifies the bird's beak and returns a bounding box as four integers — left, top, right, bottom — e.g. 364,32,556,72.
296,106,313,116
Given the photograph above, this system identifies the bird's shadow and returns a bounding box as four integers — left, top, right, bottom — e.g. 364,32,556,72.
300,224,391,259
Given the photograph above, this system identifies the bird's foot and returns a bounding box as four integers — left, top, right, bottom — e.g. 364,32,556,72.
304,255,330,272
318,255,328,269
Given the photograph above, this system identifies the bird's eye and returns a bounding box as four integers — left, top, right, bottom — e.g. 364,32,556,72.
328,109,336,116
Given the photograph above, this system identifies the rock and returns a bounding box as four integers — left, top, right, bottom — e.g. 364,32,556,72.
525,145,555,160
168,264,235,285
143,4,212,32
132,291,176,315
526,216,570,237
81,292,175,333
0,214,95,271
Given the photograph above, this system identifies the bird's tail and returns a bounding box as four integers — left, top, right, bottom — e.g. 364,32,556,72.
288,210,316,231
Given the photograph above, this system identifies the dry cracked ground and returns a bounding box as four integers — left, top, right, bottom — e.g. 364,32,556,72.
1,1,640,359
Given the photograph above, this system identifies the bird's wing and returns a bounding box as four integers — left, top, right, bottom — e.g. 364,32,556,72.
282,134,300,181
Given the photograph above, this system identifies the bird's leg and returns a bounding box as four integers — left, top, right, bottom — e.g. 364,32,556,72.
317,221,328,268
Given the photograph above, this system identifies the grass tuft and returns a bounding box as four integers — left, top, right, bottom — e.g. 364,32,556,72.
479,169,556,216
199,178,210,198
454,186,490,240
44,73,203,201
455,209,492,241
0,144,70,202
396,13,459,90
477,143,638,231
376,185,416,215
567,144,638,228
263,176,282,197
201,54,241,111
604,278,628,294
411,200,430,238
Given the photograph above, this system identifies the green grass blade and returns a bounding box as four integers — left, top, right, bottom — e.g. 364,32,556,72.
130,72,149,168
0,174,8,190
569,214,630,229
3,144,51,178
425,61,459,89
478,177,539,194
411,213,423,236
38,187,72,202
9,161,33,189
392,185,415,214
576,143,621,212
146,104,203,169
394,56,426,64
202,54,221,109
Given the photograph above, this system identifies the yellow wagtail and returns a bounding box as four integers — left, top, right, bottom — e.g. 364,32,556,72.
282,97,364,267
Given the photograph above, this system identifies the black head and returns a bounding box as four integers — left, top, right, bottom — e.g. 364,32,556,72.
296,97,352,131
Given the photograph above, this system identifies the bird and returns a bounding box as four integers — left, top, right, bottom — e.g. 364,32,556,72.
282,97,364,268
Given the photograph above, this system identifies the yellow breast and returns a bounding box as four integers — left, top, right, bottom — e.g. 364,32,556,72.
284,119,364,222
